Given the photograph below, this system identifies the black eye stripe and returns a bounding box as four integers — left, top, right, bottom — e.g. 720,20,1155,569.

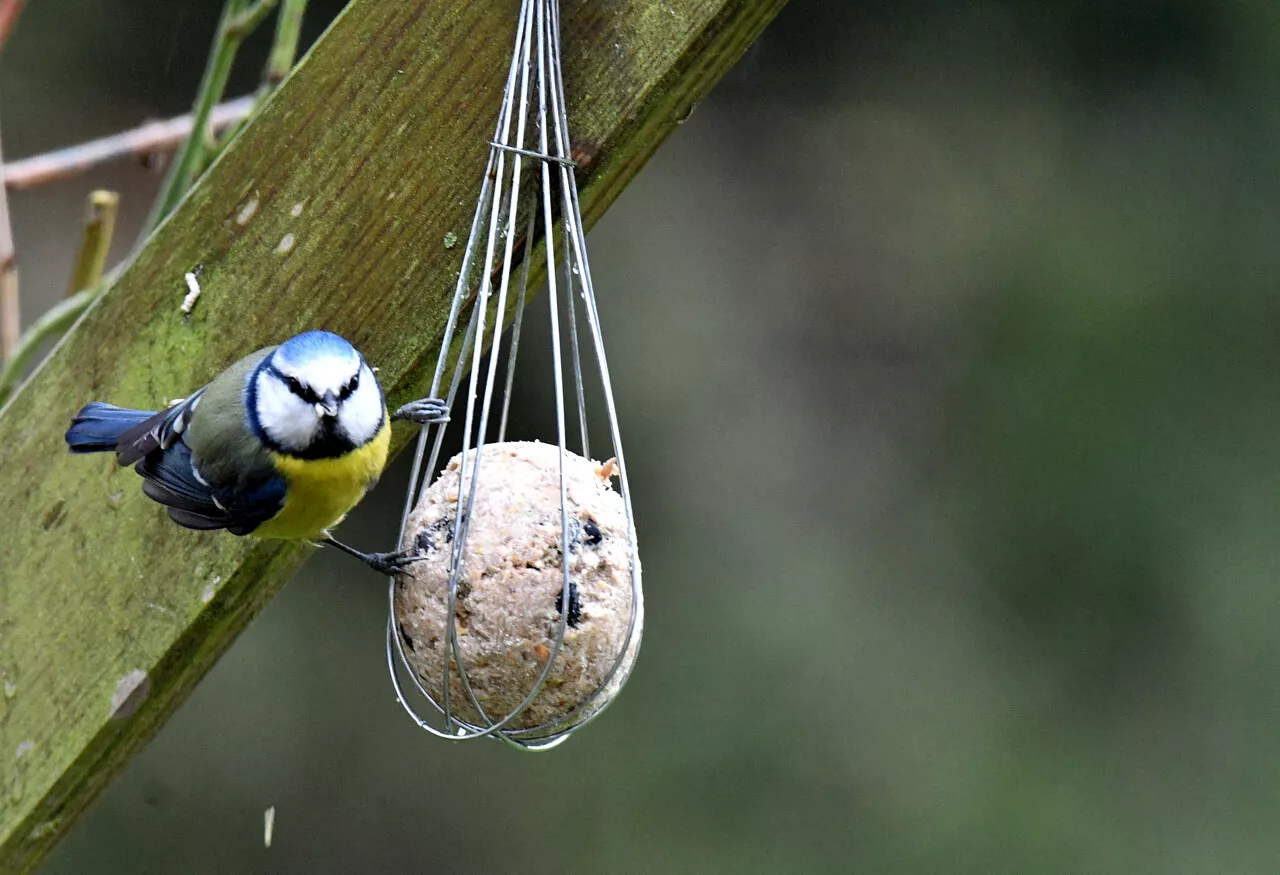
269,362,358,405
269,366,319,404
289,378,315,403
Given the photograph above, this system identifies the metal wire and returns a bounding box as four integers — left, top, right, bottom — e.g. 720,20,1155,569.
386,0,642,750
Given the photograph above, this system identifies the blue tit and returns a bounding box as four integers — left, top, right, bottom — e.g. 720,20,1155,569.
65,330,448,574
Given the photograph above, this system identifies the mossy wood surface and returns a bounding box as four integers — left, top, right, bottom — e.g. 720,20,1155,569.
0,0,788,869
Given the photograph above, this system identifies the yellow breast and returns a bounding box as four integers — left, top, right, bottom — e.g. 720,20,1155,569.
254,419,391,541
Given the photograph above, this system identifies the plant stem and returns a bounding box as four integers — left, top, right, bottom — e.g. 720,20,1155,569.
265,0,308,86
66,190,119,297
0,266,15,365
211,0,304,169
0,287,96,408
227,0,279,39
142,0,278,237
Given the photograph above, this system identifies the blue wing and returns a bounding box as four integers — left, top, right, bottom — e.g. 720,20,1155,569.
135,440,286,536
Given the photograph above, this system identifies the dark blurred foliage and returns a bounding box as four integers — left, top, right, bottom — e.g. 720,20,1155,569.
5,0,1280,872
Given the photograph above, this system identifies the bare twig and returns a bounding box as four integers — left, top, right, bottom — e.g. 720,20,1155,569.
0,113,18,364
0,0,27,54
66,191,120,297
1,97,256,191
1,3,303,195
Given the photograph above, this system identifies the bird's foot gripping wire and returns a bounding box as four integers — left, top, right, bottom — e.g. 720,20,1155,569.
320,535,428,576
391,397,450,425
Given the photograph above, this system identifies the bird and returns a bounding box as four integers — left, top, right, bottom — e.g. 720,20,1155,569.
65,330,448,574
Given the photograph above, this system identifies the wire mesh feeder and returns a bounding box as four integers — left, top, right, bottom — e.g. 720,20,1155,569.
385,0,642,750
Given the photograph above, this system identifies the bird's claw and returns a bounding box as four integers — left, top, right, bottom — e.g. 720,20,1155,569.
363,549,430,576
319,535,430,576
392,397,450,425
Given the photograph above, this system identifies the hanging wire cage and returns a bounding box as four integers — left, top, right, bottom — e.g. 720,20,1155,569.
385,0,642,750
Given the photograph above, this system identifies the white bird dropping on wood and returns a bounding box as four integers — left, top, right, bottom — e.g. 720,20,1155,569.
180,270,201,314
394,442,642,735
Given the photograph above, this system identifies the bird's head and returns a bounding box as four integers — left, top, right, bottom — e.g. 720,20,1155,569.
249,330,385,458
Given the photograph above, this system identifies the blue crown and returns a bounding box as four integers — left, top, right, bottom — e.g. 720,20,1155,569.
275,330,359,367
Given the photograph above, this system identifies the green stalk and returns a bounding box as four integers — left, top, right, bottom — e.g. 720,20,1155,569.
0,288,96,408
65,190,119,297
265,0,307,86
226,0,279,37
141,0,279,237
211,0,306,160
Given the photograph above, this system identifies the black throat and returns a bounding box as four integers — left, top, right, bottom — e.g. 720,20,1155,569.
286,417,358,460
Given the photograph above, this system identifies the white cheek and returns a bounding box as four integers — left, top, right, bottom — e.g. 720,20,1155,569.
339,368,384,446
256,373,319,450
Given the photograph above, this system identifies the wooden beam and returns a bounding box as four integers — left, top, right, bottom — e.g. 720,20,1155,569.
0,0,788,869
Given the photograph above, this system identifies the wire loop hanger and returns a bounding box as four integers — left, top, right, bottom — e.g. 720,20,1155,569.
385,0,642,750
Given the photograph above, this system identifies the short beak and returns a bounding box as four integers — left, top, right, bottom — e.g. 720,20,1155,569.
316,390,339,418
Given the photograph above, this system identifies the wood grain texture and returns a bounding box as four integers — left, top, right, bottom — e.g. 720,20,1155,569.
0,0,789,869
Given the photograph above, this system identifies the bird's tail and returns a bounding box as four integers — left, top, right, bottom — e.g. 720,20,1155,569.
65,402,156,454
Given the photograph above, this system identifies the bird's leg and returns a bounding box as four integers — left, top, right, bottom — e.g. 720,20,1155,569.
391,397,450,425
318,534,427,576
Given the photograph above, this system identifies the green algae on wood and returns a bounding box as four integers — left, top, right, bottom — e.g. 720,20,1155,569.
0,0,790,870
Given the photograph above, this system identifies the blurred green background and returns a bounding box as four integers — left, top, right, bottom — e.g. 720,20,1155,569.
6,0,1280,871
